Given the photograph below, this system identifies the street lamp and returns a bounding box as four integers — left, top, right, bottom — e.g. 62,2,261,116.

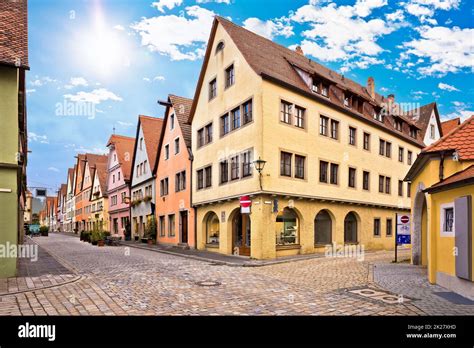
253,157,266,190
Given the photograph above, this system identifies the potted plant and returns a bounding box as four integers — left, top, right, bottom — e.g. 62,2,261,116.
90,228,100,246
143,196,152,202
39,225,49,237
145,217,157,245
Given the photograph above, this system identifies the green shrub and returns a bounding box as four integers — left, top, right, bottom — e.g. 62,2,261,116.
39,225,49,236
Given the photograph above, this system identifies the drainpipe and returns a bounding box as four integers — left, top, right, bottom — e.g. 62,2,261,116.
439,151,445,181
190,151,197,250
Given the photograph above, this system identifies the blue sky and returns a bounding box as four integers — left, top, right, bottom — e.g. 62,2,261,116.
27,0,473,193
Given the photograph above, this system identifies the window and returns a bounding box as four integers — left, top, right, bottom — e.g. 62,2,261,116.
175,171,186,192
197,129,204,148
320,161,328,183
231,156,239,180
295,155,305,179
295,106,305,128
111,195,117,206
243,100,252,124
113,174,115,184
160,178,169,196
215,41,224,54
159,216,165,237
379,175,384,193
280,152,292,177
205,166,212,188
363,171,370,190
220,161,229,184
121,192,126,203
379,139,385,156
168,214,175,237
321,83,328,97
209,78,217,100
385,177,391,194
320,116,329,136
225,64,235,88
344,93,351,107
349,127,356,146
442,206,454,234
398,180,403,196
330,163,338,185
407,182,411,198
386,142,392,158
280,101,292,124
206,212,220,244
139,137,143,150
331,120,339,139
408,151,413,165
348,167,356,188
197,170,204,190
430,124,435,139
242,151,252,177
363,133,370,150
386,219,393,236
170,114,175,130
395,120,402,131
276,208,299,246
205,124,213,144
165,144,169,159
221,114,229,136
410,127,417,138
231,107,241,130
118,172,121,181
174,138,180,154
374,218,381,236
398,147,404,162
315,210,332,245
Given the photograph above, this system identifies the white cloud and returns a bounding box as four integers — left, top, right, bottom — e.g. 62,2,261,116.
64,88,122,104
385,9,405,22
438,82,459,91
405,0,460,23
117,121,134,127
154,75,166,81
143,77,151,82
114,25,125,31
444,101,473,122
26,89,36,94
48,167,60,172
290,1,393,70
196,0,231,3
131,6,215,61
402,26,474,76
243,17,293,40
152,0,183,13
28,132,49,144
29,76,56,87
64,77,88,89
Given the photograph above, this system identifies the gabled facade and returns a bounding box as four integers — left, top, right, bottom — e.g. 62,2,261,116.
88,161,109,231
73,154,87,232
81,154,107,231
106,135,135,238
130,115,164,239
0,0,29,277
64,167,75,232
189,17,440,259
405,116,474,299
155,95,195,248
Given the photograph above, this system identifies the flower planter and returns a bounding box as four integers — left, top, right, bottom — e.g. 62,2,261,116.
97,240,105,247
147,239,153,246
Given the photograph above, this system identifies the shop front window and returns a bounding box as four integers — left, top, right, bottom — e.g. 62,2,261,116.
206,212,220,245
275,208,299,246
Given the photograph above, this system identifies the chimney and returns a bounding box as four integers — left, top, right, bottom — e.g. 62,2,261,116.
387,94,395,103
367,77,375,99
295,46,304,56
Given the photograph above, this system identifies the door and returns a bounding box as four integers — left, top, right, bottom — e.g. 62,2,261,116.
180,211,188,244
233,213,251,256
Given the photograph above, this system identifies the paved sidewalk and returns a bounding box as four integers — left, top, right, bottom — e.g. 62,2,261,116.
373,262,474,315
0,237,79,298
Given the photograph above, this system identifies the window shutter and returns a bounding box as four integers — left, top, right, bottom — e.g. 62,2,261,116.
455,195,472,281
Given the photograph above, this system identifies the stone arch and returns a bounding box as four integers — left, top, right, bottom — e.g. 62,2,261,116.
412,183,428,265
275,207,301,246
344,211,360,244
203,211,220,245
314,209,335,245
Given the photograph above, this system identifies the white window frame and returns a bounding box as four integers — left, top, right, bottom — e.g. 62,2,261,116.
440,202,455,237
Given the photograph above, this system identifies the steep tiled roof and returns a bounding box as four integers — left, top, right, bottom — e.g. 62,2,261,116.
75,154,86,194
405,102,442,140
60,184,67,197
67,168,74,187
426,165,474,192
169,94,192,149
91,161,108,197
0,0,29,69
138,115,164,172
441,117,461,136
107,135,136,181
423,115,474,160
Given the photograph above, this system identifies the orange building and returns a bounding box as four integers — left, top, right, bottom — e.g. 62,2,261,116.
155,95,195,248
73,154,87,232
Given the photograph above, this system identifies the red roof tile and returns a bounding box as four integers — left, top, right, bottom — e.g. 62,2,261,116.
423,115,474,160
107,134,136,181
91,161,108,197
138,115,164,172
0,0,29,69
441,117,461,136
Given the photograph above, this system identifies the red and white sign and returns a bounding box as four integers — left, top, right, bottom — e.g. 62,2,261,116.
400,215,409,224
240,195,252,214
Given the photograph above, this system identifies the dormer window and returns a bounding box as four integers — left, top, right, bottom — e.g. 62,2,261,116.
312,77,329,97
344,93,351,108
374,108,383,122
321,83,328,97
395,119,402,131
215,41,224,54
410,127,417,138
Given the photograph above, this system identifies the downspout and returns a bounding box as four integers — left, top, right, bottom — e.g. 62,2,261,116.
439,151,445,181
190,151,197,249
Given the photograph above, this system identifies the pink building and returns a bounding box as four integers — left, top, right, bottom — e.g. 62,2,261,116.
106,135,136,239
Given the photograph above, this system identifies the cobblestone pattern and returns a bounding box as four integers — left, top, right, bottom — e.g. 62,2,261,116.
0,234,466,315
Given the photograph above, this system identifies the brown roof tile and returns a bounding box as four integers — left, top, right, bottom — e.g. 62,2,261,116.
169,94,193,149
423,115,474,160
0,0,29,69
138,115,164,172
441,117,461,136
91,161,108,197
107,134,136,181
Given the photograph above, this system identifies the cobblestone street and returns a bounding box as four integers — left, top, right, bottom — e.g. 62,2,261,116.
1,233,473,316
